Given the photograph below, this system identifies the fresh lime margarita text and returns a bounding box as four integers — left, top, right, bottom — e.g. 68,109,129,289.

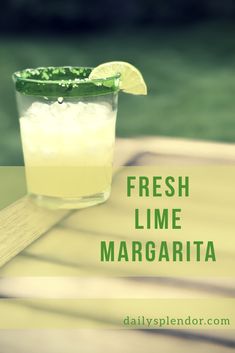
100,175,216,262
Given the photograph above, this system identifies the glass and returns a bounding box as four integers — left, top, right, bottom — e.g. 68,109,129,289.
12,66,120,209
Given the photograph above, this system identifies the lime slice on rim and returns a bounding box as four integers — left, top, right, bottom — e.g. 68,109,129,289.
89,61,147,95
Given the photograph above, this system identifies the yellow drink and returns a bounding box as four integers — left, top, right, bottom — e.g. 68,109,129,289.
19,100,117,208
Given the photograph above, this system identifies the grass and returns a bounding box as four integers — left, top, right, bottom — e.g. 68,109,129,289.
1,21,235,164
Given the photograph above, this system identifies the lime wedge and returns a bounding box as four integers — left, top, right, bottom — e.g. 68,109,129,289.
89,61,147,95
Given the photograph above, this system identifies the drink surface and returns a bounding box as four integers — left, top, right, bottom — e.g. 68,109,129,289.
20,100,116,198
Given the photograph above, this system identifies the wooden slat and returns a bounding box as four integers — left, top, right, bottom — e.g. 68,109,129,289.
0,328,233,353
0,197,69,268
114,137,235,165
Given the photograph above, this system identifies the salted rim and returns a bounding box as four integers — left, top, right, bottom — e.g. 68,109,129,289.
12,66,121,98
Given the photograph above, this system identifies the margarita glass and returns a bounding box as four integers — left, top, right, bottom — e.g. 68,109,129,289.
13,66,120,209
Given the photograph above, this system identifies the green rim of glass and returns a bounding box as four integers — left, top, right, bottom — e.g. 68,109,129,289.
12,66,121,98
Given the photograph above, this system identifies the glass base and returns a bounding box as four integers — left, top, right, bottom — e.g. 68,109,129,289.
29,189,110,210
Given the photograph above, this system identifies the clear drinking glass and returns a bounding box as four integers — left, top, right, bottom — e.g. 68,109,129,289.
12,66,120,209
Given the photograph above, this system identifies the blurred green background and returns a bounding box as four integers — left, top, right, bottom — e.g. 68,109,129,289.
1,0,235,165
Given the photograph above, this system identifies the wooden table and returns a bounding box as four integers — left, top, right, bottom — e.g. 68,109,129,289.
0,137,234,353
